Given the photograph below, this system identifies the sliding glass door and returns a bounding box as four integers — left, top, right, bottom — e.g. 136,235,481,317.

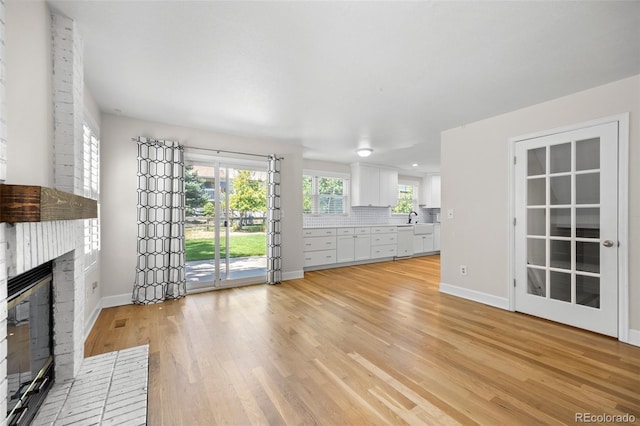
184,156,267,291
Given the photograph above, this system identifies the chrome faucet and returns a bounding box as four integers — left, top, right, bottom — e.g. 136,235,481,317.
408,211,418,224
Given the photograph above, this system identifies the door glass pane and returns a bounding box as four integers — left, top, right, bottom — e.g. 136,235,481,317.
576,138,600,171
550,208,571,237
527,147,546,176
550,143,571,174
576,173,599,204
550,271,571,302
527,209,546,236
550,240,571,270
527,238,545,266
527,268,546,297
576,241,599,273
527,178,545,206
576,208,599,238
550,175,571,205
576,275,600,308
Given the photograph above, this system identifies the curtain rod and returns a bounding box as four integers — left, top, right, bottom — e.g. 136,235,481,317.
132,138,283,160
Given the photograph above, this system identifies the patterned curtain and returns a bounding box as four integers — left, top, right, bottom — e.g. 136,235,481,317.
266,155,282,284
132,137,187,304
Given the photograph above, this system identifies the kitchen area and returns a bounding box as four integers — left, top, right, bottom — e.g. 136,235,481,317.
303,162,441,271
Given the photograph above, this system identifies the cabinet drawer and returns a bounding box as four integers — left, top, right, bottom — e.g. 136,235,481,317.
304,236,337,251
371,244,397,259
354,227,371,235
303,228,337,237
371,234,397,246
336,228,355,235
304,249,337,267
371,226,397,234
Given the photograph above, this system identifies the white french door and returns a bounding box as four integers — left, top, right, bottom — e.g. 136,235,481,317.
514,122,618,336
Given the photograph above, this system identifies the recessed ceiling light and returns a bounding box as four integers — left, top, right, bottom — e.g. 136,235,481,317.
412,163,419,167
357,148,373,157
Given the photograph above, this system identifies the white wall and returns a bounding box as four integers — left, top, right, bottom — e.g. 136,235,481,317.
440,75,640,332
5,0,53,187
83,85,102,328
99,113,304,300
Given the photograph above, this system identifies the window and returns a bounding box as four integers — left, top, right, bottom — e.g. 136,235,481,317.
303,172,348,215
83,121,100,268
393,183,417,214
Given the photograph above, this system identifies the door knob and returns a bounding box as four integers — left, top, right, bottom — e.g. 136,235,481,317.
602,240,615,248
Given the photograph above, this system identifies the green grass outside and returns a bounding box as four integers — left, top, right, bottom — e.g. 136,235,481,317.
185,233,267,261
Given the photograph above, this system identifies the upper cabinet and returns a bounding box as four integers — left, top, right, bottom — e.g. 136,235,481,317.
351,163,398,207
421,174,441,208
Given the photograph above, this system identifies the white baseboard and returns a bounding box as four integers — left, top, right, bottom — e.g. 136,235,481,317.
627,329,640,347
84,301,102,340
283,270,304,281
101,293,133,309
439,282,510,310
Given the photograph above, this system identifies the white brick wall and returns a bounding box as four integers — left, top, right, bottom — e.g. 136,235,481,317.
0,0,8,419
1,8,88,422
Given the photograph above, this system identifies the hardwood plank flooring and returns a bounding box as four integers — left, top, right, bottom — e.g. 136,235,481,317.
85,256,640,425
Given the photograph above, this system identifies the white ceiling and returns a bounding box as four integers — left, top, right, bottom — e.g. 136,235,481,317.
47,0,640,173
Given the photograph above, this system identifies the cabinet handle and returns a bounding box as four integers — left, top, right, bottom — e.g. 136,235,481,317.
305,257,311,261
326,255,332,258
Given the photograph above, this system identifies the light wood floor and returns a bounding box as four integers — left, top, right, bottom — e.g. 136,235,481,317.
85,256,640,425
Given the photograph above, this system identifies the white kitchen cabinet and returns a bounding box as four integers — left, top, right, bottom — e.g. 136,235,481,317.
304,228,337,268
337,227,371,263
371,226,397,259
421,174,441,208
351,163,398,207
433,224,441,251
413,234,434,253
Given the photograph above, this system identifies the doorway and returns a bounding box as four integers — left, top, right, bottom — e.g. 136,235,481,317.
184,157,268,291
512,120,623,337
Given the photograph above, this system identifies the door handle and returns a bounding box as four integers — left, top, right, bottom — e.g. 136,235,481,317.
602,240,615,248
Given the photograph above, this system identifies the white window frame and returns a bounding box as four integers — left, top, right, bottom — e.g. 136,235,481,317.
392,179,418,215
83,114,100,270
303,170,349,216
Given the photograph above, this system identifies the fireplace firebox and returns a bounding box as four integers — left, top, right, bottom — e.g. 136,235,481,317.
6,261,54,426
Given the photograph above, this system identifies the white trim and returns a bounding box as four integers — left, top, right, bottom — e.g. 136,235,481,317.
439,282,510,310
283,270,304,281
508,113,630,342
84,300,102,340
627,329,640,348
303,169,350,180
101,293,133,309
617,113,630,344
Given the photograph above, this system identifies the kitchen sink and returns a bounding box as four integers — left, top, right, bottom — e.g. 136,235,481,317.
413,223,434,235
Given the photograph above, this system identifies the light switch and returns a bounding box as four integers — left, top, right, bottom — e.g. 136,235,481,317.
447,209,454,219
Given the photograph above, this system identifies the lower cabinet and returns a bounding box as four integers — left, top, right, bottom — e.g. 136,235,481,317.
337,228,371,263
304,228,337,267
413,234,434,254
371,226,397,259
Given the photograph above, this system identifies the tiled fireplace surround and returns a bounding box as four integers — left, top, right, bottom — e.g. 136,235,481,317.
0,5,89,419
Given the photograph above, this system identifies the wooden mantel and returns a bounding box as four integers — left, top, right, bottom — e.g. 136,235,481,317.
0,184,98,224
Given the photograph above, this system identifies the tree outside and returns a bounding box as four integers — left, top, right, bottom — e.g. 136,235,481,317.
229,170,266,230
185,165,209,215
393,184,415,214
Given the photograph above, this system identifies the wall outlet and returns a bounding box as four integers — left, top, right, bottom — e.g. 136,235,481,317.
459,265,468,276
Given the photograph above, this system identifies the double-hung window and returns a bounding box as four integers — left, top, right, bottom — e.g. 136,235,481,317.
83,121,100,269
392,180,418,214
303,171,349,215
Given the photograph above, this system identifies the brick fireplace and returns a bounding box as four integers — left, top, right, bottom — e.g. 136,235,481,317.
0,3,90,421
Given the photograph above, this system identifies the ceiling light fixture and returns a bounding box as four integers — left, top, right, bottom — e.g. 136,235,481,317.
356,148,373,157
412,163,419,167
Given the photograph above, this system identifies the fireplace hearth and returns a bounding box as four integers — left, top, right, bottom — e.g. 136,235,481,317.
6,262,55,426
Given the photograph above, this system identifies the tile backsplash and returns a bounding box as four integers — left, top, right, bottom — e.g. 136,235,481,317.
303,207,441,228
